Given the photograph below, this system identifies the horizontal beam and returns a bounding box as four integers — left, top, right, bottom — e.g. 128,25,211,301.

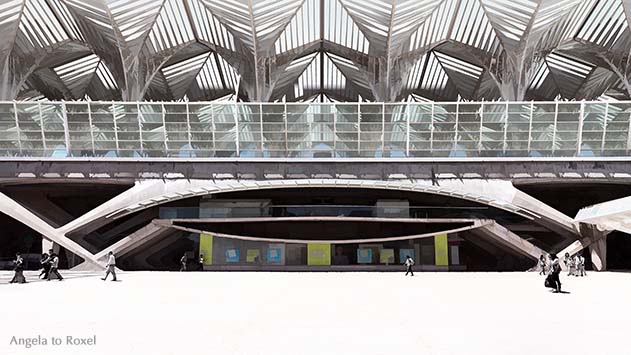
2,158,631,180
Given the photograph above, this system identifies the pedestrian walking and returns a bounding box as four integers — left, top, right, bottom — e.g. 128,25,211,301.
180,253,187,272
545,253,562,293
539,254,547,275
9,252,27,284
101,251,117,281
578,252,587,277
563,252,574,276
47,252,63,281
404,255,415,276
198,254,204,271
39,252,51,279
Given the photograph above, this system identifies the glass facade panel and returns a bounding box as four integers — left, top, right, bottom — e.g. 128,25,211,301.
0,103,20,156
603,102,631,156
0,101,630,158
16,103,45,157
66,103,93,157
530,103,556,156
554,103,580,157
164,104,190,157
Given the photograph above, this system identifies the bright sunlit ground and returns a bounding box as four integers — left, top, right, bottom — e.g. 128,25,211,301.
1,270,629,355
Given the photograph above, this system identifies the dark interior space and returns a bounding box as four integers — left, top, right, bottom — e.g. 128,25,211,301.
514,180,631,217
0,181,134,227
174,220,472,240
607,232,631,270
0,212,42,269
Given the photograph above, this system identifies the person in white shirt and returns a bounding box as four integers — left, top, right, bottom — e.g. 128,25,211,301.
577,252,587,277
101,251,117,281
198,254,204,271
180,253,187,272
47,251,63,281
404,255,415,276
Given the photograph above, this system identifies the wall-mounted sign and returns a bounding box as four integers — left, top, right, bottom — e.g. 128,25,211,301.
357,249,372,264
226,249,240,263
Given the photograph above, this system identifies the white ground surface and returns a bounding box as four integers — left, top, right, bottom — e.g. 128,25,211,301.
0,271,629,355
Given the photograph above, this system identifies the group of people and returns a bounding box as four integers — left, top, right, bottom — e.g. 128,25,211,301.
180,253,204,271
8,250,118,284
9,250,63,284
539,251,587,293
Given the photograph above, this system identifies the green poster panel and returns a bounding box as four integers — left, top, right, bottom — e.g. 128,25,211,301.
434,234,449,266
308,243,331,265
199,233,213,265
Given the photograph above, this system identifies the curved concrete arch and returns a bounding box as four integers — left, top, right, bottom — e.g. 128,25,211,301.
164,218,491,245
64,179,548,236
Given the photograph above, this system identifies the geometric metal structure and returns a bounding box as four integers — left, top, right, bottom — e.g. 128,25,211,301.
3,0,631,103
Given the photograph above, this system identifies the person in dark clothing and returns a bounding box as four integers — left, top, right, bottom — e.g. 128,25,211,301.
404,255,415,276
39,252,51,279
548,253,562,293
180,253,187,272
198,254,204,271
9,252,27,284
47,252,63,281
538,254,547,275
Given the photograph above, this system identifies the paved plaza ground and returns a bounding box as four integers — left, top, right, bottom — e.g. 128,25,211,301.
0,271,629,355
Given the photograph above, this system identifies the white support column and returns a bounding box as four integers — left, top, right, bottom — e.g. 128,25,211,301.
185,102,192,156
161,103,168,156
601,101,609,155
552,101,558,155
527,101,534,154
112,101,120,156
454,102,459,153
259,103,264,156
13,101,22,155
430,102,435,153
38,102,46,154
576,100,584,156
626,108,631,155
87,101,95,155
137,102,144,155
234,103,240,157
478,102,484,155
61,101,71,156
357,102,361,155
589,237,607,271
405,102,410,157
503,102,509,155
381,102,386,154
284,103,289,156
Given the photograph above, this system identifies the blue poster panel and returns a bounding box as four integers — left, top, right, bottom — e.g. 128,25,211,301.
267,247,282,263
225,249,240,263
357,249,372,264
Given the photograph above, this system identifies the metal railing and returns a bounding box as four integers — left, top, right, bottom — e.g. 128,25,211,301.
1,100,630,158
157,205,528,222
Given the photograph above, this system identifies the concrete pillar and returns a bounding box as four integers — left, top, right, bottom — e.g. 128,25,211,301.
41,238,59,254
589,238,607,271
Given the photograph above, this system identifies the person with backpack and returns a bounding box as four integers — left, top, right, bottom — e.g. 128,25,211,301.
404,255,415,276
47,252,63,281
9,252,27,284
545,253,562,293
